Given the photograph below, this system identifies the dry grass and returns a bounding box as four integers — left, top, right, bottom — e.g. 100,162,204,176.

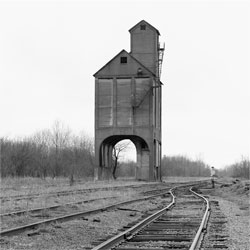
0,176,208,214
0,177,161,234
0,177,149,197
1,176,207,199
0,177,150,214
163,176,209,183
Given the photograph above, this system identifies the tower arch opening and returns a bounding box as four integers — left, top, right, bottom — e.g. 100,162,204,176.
98,135,150,180
112,139,136,180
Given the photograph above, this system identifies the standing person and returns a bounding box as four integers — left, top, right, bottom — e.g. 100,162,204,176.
210,166,216,188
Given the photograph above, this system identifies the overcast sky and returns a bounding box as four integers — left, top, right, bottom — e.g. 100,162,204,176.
0,0,249,168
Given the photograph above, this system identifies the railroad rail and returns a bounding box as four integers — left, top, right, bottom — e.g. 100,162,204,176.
0,185,172,216
91,184,210,250
0,183,164,202
0,180,207,217
1,179,209,202
0,196,117,217
0,187,172,237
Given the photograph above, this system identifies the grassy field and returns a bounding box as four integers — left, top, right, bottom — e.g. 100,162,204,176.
0,177,150,214
0,176,210,197
0,177,148,197
0,176,209,213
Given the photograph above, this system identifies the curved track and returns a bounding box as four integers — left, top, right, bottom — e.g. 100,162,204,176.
91,184,210,250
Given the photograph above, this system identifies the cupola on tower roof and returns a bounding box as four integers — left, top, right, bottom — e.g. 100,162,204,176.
129,20,160,75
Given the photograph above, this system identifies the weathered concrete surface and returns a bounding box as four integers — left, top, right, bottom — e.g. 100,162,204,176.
94,20,163,181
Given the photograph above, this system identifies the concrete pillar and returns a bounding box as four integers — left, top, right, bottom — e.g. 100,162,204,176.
135,142,142,179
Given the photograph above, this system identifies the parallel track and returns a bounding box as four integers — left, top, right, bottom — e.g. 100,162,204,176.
0,181,206,219
0,196,117,217
0,186,172,217
0,183,162,202
0,188,171,237
1,180,209,203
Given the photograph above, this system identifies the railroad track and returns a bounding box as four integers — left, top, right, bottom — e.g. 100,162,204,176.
91,184,210,250
0,196,118,217
0,183,163,203
1,180,208,203
200,201,229,249
0,187,172,237
0,185,172,216
0,181,205,218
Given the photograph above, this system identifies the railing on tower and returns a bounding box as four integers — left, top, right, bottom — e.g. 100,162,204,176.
158,42,165,80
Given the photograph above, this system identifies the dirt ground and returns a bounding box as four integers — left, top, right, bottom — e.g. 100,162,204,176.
203,178,250,250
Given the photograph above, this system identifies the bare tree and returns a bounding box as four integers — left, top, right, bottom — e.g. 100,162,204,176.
112,141,131,179
79,132,95,172
9,139,33,176
65,132,94,184
1,137,15,177
31,129,51,178
49,120,71,178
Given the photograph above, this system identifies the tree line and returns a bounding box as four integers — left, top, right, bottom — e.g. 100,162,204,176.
219,157,249,179
1,122,249,180
0,121,94,179
161,155,211,177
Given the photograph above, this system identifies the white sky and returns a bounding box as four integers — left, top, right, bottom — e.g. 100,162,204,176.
0,0,249,168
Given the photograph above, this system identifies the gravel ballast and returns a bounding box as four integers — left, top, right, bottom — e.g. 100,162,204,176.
201,179,250,250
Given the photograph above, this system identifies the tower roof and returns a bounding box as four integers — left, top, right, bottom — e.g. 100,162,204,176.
93,49,155,77
129,20,160,35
